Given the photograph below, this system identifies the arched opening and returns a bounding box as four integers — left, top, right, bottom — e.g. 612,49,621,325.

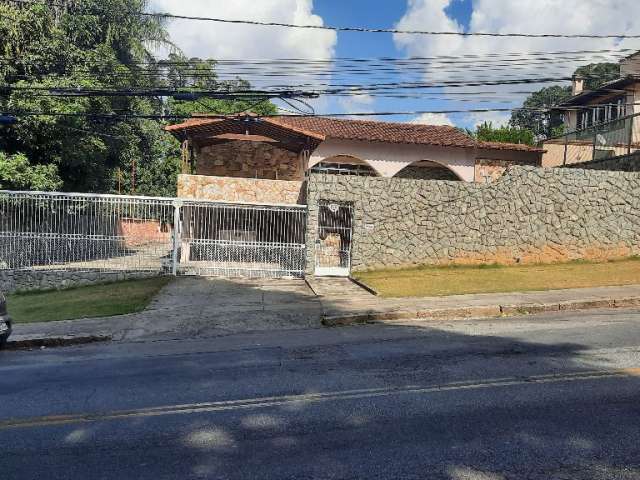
393,160,463,181
310,155,380,177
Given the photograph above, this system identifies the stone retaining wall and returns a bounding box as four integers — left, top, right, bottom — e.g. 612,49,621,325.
0,269,162,294
178,174,305,205
306,166,640,272
195,141,304,181
564,152,640,173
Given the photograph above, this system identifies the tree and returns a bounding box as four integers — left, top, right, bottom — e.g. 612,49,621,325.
574,63,620,90
0,152,62,191
0,1,274,195
159,54,277,118
510,85,572,139
468,122,535,146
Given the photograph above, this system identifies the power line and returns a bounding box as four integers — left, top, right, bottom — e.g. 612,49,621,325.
7,0,640,39
2,105,628,121
0,85,318,99
0,48,632,66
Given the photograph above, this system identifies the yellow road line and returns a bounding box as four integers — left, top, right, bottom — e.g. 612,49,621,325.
2,368,638,430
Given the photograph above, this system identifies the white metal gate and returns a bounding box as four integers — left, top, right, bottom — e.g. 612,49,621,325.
176,200,307,278
315,201,353,277
0,190,307,279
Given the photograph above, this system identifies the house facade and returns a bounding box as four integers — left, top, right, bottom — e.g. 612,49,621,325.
166,115,544,205
543,52,640,166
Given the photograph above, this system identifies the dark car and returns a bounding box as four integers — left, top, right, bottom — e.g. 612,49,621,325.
0,293,11,349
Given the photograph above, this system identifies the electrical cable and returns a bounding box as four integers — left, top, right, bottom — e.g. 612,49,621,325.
7,0,640,39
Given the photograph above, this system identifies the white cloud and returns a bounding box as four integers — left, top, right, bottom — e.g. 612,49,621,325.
394,0,640,123
338,90,375,112
149,0,336,75
466,111,511,129
410,112,454,126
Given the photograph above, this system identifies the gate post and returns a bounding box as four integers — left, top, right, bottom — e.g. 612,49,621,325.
171,200,182,276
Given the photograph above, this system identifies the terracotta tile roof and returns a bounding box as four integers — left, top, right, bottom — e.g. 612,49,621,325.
478,141,546,153
270,116,477,148
165,115,543,152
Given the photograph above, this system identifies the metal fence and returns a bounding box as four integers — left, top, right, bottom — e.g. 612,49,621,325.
544,112,640,165
0,190,307,278
177,200,307,278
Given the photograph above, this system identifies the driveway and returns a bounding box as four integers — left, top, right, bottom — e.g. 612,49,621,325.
12,277,324,343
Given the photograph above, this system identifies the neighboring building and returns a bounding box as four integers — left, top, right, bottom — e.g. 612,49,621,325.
543,52,640,166
166,115,544,205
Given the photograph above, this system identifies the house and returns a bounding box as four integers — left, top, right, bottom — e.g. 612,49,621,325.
543,52,640,166
165,115,544,205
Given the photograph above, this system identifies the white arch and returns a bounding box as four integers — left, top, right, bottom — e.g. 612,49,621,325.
393,159,464,181
309,139,476,182
309,154,382,176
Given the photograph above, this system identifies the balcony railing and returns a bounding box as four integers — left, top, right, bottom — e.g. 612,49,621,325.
542,112,640,166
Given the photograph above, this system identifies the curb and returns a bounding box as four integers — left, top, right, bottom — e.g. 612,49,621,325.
322,296,640,327
5,334,112,350
349,277,379,296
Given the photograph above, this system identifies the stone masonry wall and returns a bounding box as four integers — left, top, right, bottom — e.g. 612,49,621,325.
306,166,640,273
195,141,304,181
564,151,640,173
0,269,162,294
178,174,305,205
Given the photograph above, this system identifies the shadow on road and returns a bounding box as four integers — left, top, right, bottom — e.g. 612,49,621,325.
2,278,640,479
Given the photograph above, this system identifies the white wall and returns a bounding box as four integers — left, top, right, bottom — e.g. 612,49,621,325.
309,139,477,182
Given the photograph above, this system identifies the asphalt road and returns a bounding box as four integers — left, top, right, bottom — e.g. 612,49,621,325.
2,309,640,479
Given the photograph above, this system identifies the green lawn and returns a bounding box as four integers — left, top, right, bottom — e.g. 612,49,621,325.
354,258,640,298
7,277,172,324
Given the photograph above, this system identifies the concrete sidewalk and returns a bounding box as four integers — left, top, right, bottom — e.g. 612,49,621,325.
7,277,640,348
9,277,323,347
320,282,640,326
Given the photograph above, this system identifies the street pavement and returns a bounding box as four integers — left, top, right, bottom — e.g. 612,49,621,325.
2,308,640,479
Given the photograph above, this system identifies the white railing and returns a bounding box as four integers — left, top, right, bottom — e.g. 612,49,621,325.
0,190,307,278
543,112,640,166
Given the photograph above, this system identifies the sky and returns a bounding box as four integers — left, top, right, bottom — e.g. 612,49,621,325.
148,0,640,129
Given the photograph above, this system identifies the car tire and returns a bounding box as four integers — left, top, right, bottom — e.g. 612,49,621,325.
0,335,7,350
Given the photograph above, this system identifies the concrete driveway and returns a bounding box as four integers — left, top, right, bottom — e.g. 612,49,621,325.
12,277,324,343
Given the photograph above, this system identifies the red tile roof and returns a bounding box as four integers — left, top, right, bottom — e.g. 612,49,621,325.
271,116,477,148
165,115,543,152
478,141,546,153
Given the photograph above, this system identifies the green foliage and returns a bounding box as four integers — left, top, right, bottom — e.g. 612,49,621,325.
574,63,620,90
160,53,277,118
0,151,62,191
0,1,273,196
510,85,572,139
469,122,535,146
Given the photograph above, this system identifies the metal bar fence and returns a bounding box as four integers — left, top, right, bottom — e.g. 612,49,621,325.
177,200,307,278
545,112,640,166
0,191,175,273
0,191,308,278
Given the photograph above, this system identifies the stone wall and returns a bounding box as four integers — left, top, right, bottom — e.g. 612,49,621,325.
0,269,162,294
474,159,518,183
564,152,640,173
178,174,305,205
195,141,304,181
306,166,640,273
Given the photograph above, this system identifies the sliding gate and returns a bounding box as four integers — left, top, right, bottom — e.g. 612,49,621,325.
177,201,308,278
0,191,308,279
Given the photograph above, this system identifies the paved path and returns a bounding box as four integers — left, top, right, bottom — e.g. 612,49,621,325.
12,277,323,343
10,278,640,344
320,283,640,323
3,309,640,479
